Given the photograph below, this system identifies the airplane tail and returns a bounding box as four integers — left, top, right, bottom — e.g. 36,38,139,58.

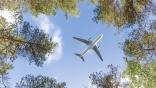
74,53,85,62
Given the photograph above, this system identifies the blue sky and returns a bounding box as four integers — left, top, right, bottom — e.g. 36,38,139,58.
8,2,126,88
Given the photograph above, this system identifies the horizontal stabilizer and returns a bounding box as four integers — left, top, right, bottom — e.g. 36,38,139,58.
74,53,85,62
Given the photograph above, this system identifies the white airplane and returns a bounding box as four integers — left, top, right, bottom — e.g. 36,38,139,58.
73,34,103,62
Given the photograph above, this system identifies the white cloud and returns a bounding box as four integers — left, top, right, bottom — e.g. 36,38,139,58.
45,30,62,63
0,9,15,23
31,14,55,33
31,14,63,64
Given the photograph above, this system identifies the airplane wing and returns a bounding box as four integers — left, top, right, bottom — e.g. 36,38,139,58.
73,37,92,45
93,46,103,61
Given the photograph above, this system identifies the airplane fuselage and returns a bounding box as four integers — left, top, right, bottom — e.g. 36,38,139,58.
81,34,103,56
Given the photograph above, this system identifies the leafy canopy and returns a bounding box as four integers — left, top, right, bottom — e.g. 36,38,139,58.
123,60,156,88
0,0,79,16
93,0,155,27
0,17,57,67
89,65,121,88
15,74,66,88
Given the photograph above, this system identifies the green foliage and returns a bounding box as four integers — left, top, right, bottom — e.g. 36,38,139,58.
15,74,66,88
123,40,145,58
123,60,156,88
90,0,97,4
0,1,59,87
20,22,57,66
122,16,156,88
0,56,12,88
0,0,20,11
0,17,57,67
23,0,79,16
89,65,120,88
0,62,12,76
0,0,79,17
123,22,156,87
0,17,19,61
93,0,120,25
93,0,154,28
123,23,156,60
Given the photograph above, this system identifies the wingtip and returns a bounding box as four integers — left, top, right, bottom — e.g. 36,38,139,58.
101,59,103,62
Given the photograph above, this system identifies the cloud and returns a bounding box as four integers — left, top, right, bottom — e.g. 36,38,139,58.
31,14,63,64
45,30,62,63
31,14,55,33
0,9,15,23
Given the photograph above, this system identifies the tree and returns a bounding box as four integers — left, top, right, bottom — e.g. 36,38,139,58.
89,65,121,88
0,3,58,87
123,21,156,61
123,59,156,88
92,0,155,28
0,57,12,88
15,74,66,88
0,0,79,16
122,21,156,88
0,0,20,11
0,17,57,67
22,0,80,16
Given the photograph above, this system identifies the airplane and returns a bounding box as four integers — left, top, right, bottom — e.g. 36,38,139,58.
73,34,103,62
